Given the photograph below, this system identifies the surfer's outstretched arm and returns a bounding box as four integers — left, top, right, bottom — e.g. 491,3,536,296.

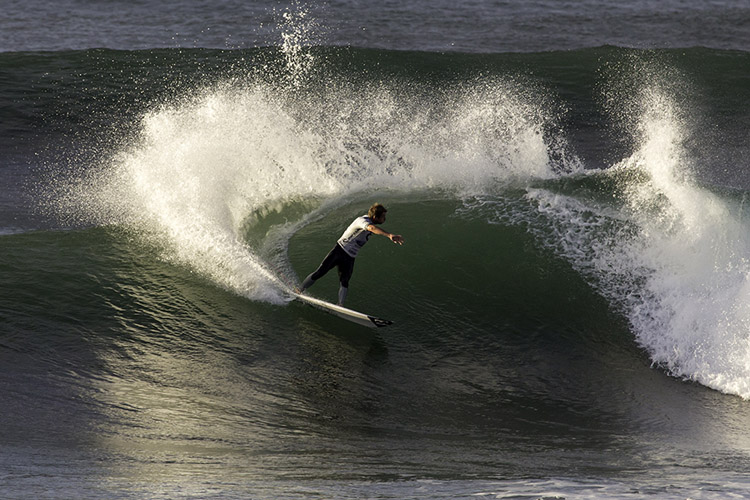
366,224,404,245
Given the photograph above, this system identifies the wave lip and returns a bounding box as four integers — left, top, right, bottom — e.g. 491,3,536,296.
519,76,750,399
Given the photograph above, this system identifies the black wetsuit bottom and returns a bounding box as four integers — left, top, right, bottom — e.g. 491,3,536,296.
309,244,355,287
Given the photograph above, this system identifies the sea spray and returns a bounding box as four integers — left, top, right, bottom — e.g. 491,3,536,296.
45,49,565,302
619,89,750,399
107,86,342,302
275,2,323,89
594,58,750,398
469,61,750,398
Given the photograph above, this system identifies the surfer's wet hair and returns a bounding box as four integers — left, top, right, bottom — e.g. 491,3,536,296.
369,203,387,220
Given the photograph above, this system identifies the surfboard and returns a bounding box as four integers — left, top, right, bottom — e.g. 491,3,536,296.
290,291,393,328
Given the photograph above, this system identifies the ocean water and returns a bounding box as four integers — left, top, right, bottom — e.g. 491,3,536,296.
2,1,750,499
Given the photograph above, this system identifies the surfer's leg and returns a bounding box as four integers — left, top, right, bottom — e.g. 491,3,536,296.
337,286,348,306
336,256,355,305
300,245,343,292
300,274,316,291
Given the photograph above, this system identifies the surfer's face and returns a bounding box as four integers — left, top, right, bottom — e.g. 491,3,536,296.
374,213,386,224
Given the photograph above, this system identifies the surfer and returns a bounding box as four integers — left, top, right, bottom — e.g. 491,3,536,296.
299,203,405,305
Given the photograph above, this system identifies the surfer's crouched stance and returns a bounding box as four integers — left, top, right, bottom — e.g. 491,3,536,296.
299,203,405,305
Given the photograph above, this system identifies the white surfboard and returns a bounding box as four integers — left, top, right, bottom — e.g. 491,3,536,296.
290,291,393,328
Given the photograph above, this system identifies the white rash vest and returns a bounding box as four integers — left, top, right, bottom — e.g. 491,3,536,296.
336,215,374,258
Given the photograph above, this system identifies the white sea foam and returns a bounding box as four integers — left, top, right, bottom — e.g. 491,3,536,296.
501,81,750,399
618,88,750,399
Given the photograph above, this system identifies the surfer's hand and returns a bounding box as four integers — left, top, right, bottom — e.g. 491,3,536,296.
390,234,404,245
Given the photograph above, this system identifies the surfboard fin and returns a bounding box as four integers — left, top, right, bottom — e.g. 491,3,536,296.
368,316,393,328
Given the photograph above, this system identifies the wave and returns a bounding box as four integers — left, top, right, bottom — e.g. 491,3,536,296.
460,76,750,398
21,37,750,400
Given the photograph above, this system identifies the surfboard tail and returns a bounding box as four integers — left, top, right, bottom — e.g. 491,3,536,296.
290,291,393,328
368,316,393,328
